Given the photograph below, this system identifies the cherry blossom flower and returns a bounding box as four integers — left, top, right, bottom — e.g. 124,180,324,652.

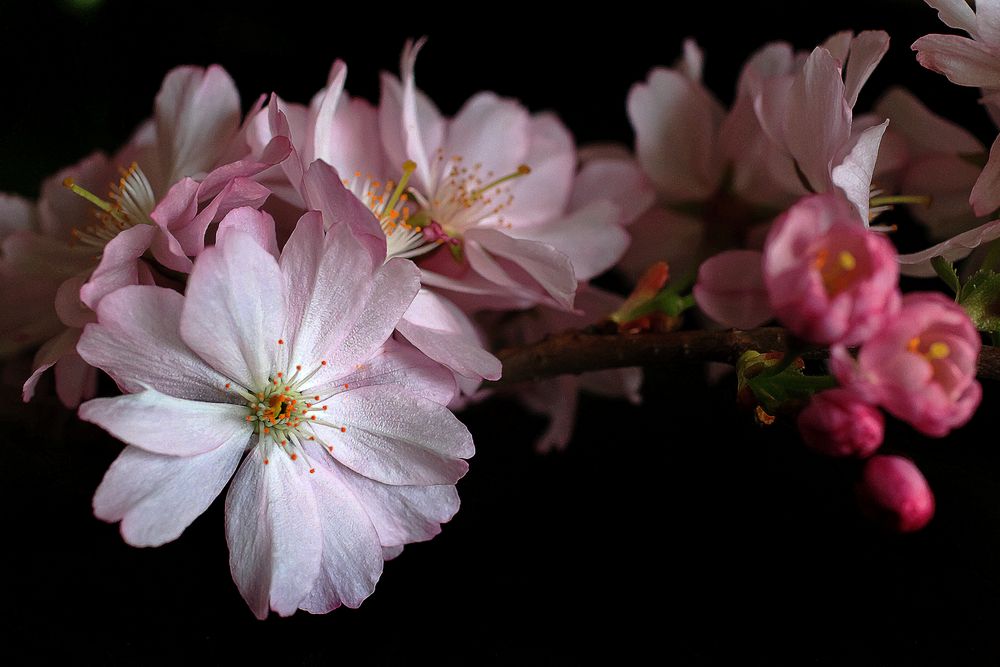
0,65,288,406
832,293,981,437
797,389,884,458
857,455,935,532
77,219,472,618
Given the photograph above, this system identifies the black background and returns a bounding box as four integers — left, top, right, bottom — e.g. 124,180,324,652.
3,0,1000,663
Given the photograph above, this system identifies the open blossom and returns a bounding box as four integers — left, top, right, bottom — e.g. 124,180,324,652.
77,220,472,619
797,389,884,458
858,455,935,533
763,194,900,346
0,65,288,407
832,293,982,437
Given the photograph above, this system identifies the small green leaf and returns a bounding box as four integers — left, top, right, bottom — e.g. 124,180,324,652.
959,269,1000,333
931,255,961,296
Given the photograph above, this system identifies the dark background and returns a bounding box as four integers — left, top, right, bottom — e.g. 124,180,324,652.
3,0,1000,663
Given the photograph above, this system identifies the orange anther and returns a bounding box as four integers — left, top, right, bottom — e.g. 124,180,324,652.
278,339,284,345
340,427,346,433
264,459,269,465
225,383,231,389
309,468,315,474
290,453,298,461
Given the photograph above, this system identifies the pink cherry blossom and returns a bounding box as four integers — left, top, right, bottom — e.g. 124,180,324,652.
692,249,770,329
763,194,900,346
77,219,472,619
0,65,288,407
797,389,884,458
831,293,982,437
858,455,935,532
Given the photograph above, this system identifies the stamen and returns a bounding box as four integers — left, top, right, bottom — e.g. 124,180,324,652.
928,342,950,360
471,164,531,201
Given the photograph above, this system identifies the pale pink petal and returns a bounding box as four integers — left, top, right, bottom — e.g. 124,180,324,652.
678,38,705,81
195,134,292,202
0,193,35,240
149,178,198,273
180,232,285,388
23,327,80,402
54,272,93,328
319,386,472,485
225,448,322,619
519,375,580,452
79,285,232,401
383,545,404,560
912,34,1000,87
311,338,457,405
445,92,531,183
79,387,251,456
93,438,246,547
309,60,348,163
80,225,156,310
300,160,387,264
579,366,644,404
216,207,279,260
926,0,979,37
38,152,111,238
155,65,241,186
785,47,852,194
324,457,460,547
500,113,575,226
570,158,656,226
822,31,854,64
464,228,577,310
971,134,1000,216
396,289,501,381
299,453,383,612
172,177,271,257
832,120,889,224
379,39,446,194
616,206,705,284
844,31,891,108
693,250,772,329
312,64,385,180
898,219,1000,276
903,154,981,239
511,200,627,280
978,0,1000,44
279,215,419,375
53,351,97,408
874,87,983,154
628,67,724,201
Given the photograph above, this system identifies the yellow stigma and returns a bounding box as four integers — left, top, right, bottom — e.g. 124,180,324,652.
382,160,417,221
63,177,115,214
471,164,531,201
837,251,856,271
927,342,950,360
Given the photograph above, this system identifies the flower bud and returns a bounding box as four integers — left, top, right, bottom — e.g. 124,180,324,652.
797,389,883,457
857,455,935,532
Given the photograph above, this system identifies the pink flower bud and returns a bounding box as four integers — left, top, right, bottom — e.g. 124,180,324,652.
833,292,982,437
857,455,935,532
797,389,884,458
763,194,900,346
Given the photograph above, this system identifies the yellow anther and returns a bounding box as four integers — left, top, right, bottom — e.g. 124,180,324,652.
838,251,856,271
927,342,950,360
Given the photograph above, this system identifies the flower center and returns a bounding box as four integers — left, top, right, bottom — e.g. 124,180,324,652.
224,348,349,471
812,247,858,295
907,336,951,361
63,162,157,249
409,154,531,239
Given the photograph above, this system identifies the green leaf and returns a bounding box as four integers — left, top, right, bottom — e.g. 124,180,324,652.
959,269,1000,333
931,255,961,296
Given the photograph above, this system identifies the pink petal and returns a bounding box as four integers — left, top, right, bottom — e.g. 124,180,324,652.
54,351,97,407
518,375,580,452
445,92,531,184
874,87,983,154
570,157,656,227
912,34,1000,87
54,272,94,329
925,0,979,37
971,134,1000,216
298,453,383,612
79,387,251,456
79,285,232,401
499,113,576,227
195,134,292,203
154,65,241,186
897,219,1000,276
832,120,889,224
225,448,322,619
180,232,285,388
844,31,891,108
325,451,460,547
628,67,724,200
379,38,445,195
94,438,246,547
38,152,111,238
80,225,156,310
978,0,1000,44
313,338,457,405
616,206,705,284
396,289,501,381
311,62,385,181
23,327,80,402
279,215,419,375
0,193,35,240
320,386,472,486
172,177,271,257
300,160,387,264
693,250,772,329
216,207,279,260
511,200,627,280
464,228,577,310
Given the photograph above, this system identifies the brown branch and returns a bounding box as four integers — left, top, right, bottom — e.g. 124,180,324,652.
493,327,1000,386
